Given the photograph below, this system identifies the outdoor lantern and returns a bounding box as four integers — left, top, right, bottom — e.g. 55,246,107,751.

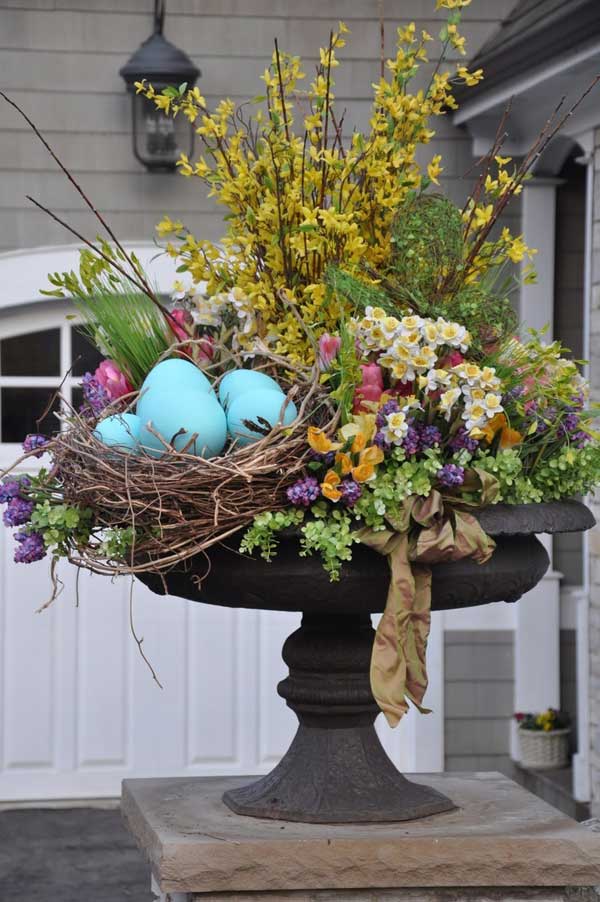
119,0,200,172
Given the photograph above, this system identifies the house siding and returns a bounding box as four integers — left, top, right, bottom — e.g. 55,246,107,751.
444,630,514,772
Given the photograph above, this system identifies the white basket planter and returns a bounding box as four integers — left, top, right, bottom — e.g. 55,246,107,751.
518,727,570,770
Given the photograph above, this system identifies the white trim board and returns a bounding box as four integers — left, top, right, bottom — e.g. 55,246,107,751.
0,243,180,311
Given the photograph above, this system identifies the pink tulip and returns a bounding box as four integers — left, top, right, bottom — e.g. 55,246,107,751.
353,363,384,412
318,333,341,370
170,308,191,343
94,360,133,401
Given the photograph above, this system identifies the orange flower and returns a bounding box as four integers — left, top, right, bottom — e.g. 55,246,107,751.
351,432,367,453
481,413,522,448
481,412,505,443
351,445,385,483
308,426,340,454
499,426,523,449
321,470,342,502
335,452,353,475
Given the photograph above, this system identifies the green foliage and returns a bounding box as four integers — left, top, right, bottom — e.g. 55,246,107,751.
326,266,394,315
30,500,93,556
240,509,305,561
100,527,135,560
298,504,357,581
388,194,463,298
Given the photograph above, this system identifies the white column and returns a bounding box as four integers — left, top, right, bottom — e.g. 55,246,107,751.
573,141,594,802
512,177,562,760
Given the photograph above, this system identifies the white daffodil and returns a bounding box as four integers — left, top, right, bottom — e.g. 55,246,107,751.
422,320,441,347
419,368,453,393
390,360,415,382
382,316,401,341
482,392,504,417
399,314,424,334
453,362,482,385
439,387,462,420
382,411,409,445
365,306,387,321
437,318,471,351
463,401,487,432
411,346,437,372
478,366,502,392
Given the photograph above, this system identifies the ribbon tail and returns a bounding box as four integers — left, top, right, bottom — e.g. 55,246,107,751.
368,534,432,727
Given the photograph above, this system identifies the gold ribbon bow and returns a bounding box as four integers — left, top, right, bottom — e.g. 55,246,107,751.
355,468,499,727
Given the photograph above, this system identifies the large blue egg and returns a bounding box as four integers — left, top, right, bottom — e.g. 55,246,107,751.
218,369,282,410
138,359,213,421
137,357,212,419
93,413,141,454
138,390,227,459
227,389,298,447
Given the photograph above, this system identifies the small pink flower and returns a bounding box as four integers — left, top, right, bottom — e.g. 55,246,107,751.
438,350,464,369
94,360,133,401
318,333,341,370
353,363,384,412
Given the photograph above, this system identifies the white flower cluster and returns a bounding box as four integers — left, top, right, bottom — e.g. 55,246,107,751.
351,308,471,383
439,363,504,434
350,308,506,436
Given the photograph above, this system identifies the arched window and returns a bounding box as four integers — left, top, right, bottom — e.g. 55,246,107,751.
0,303,103,448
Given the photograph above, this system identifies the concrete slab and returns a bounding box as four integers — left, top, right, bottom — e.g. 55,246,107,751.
121,772,600,896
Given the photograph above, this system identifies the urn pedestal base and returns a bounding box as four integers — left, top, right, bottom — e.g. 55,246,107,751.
222,612,454,823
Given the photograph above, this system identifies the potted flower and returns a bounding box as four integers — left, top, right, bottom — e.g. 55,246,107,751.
515,709,572,770
0,1,597,823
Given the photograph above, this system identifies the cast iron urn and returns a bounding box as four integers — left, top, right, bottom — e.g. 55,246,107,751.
140,500,594,824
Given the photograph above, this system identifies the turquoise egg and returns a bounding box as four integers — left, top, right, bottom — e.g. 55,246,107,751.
218,369,282,410
93,413,141,454
138,359,212,421
227,389,297,447
138,390,227,459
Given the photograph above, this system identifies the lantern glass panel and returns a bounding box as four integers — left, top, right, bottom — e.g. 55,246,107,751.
132,92,193,170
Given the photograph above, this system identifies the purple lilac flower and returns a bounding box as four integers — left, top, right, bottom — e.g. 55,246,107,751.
376,399,400,429
449,427,479,454
437,463,465,488
81,372,110,417
286,476,321,507
340,479,362,507
562,413,580,433
13,531,46,564
23,433,49,457
3,497,34,527
403,421,421,456
0,476,30,504
573,430,591,447
502,385,525,404
420,424,442,450
308,449,336,467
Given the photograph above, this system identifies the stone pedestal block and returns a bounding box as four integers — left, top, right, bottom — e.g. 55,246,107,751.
121,773,600,902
